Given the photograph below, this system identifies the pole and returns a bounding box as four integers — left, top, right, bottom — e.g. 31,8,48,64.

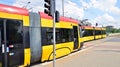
53,12,56,67
62,0,64,16
53,0,56,67
3,19,8,67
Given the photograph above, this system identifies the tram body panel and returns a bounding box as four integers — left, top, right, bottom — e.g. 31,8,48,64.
40,13,79,62
0,4,30,67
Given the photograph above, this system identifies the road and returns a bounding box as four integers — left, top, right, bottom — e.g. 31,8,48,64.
32,35,120,67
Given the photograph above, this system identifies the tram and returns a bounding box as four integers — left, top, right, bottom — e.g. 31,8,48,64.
94,27,106,39
0,4,106,67
79,26,94,42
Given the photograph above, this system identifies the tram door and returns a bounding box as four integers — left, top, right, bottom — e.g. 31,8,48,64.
0,19,24,67
0,26,2,67
73,26,79,49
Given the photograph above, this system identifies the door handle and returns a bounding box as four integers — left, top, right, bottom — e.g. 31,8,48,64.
9,52,14,56
2,44,10,53
2,44,5,53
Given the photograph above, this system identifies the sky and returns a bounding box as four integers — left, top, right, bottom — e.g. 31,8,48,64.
0,0,120,28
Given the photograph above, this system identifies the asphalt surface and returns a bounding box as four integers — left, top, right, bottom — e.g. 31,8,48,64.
32,36,120,67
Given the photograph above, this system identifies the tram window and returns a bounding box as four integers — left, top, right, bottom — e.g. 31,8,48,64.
95,30,101,35
82,29,86,37
95,30,98,35
95,30,97,35
96,30,99,35
6,20,23,45
60,29,73,43
80,28,85,37
88,30,91,36
42,28,73,46
101,30,103,34
68,29,73,41
61,29,67,42
83,29,92,37
88,30,93,36
97,30,99,35
42,28,61,45
56,29,61,43
79,28,81,37
46,28,53,45
98,30,100,35
41,28,47,45
98,30,99,35
46,28,61,44
0,19,23,49
85,30,89,36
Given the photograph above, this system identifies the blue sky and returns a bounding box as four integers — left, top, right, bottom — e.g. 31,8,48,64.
116,0,120,8
65,0,120,28
0,0,120,28
0,0,14,5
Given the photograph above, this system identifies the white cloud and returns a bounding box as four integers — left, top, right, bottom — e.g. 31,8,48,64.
63,1,84,19
90,0,120,15
80,0,92,10
80,0,120,28
13,0,84,19
91,13,120,28
80,0,120,15
13,0,44,12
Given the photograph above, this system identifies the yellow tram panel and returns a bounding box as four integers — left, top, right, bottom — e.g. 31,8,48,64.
41,42,74,62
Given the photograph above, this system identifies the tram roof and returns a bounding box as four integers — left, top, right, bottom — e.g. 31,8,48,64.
101,27,106,30
80,26,94,29
40,12,79,24
0,4,28,16
94,27,102,30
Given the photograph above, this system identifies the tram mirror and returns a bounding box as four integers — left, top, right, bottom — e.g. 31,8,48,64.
55,11,60,22
81,29,85,36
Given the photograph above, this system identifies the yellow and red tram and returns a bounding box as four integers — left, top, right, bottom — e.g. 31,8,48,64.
101,27,107,38
94,27,106,39
0,4,106,67
0,4,83,67
79,26,94,42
